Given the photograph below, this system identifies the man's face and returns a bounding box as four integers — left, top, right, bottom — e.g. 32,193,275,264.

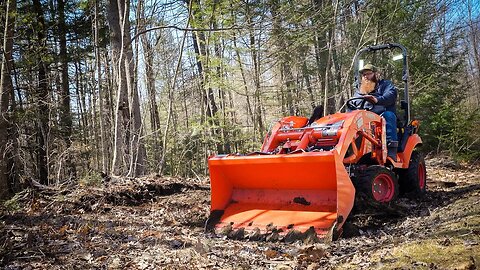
360,70,377,94
361,70,376,82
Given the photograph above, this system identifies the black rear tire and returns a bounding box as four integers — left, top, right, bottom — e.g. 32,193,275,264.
354,165,399,205
397,151,427,195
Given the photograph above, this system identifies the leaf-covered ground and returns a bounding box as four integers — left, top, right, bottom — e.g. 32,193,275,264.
1,157,479,269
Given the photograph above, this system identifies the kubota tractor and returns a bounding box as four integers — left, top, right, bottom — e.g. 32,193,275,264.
207,43,426,241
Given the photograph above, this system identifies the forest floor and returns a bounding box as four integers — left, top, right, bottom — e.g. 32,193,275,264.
1,156,479,270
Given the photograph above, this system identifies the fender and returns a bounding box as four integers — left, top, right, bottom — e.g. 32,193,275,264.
399,134,422,168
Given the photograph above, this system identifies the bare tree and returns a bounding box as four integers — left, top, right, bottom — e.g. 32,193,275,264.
138,0,162,169
108,0,146,176
93,0,108,173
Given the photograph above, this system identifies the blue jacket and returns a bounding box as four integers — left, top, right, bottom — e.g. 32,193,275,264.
353,79,397,114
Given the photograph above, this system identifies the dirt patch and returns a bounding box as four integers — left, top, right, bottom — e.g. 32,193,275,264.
1,158,479,269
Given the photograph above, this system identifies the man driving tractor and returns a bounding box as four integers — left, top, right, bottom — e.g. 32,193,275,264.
207,43,425,241
354,63,398,160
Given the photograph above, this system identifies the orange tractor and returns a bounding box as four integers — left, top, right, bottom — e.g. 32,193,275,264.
207,44,426,241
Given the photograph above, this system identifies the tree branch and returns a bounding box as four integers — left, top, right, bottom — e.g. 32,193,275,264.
130,24,242,44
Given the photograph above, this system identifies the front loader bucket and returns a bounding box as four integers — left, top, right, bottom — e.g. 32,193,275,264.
208,151,355,240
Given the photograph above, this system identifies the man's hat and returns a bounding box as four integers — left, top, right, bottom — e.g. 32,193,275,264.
359,63,377,73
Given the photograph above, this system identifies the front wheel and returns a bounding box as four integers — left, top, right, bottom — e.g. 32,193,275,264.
355,165,399,205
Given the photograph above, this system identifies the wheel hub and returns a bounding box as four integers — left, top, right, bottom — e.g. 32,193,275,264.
372,173,395,202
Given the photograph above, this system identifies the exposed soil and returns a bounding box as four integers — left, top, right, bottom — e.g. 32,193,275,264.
1,157,479,269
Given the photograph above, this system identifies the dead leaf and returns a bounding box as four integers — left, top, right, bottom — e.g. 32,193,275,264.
265,249,279,259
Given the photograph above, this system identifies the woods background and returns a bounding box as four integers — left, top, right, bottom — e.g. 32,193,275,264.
0,0,479,199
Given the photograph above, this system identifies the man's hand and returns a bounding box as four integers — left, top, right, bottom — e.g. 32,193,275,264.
364,95,378,104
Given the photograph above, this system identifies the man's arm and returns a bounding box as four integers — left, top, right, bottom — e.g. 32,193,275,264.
375,80,397,106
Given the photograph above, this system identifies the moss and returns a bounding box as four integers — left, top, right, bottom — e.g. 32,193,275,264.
382,239,478,269
79,171,103,187
336,189,480,270
2,189,30,212
3,195,21,212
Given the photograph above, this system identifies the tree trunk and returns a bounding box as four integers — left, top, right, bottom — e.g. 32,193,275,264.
270,0,295,117
313,0,328,109
129,57,147,176
57,0,76,179
33,0,49,185
94,0,108,173
302,60,316,109
138,0,161,170
232,33,254,128
108,0,130,175
249,22,265,136
211,17,231,154
108,0,146,176
189,0,222,154
159,0,192,174
58,0,71,140
129,1,146,176
192,31,218,120
0,0,16,198
323,0,339,116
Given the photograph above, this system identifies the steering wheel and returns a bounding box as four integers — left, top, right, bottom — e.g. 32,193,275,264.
346,97,374,111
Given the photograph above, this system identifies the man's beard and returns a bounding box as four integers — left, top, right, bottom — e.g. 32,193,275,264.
360,77,377,94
